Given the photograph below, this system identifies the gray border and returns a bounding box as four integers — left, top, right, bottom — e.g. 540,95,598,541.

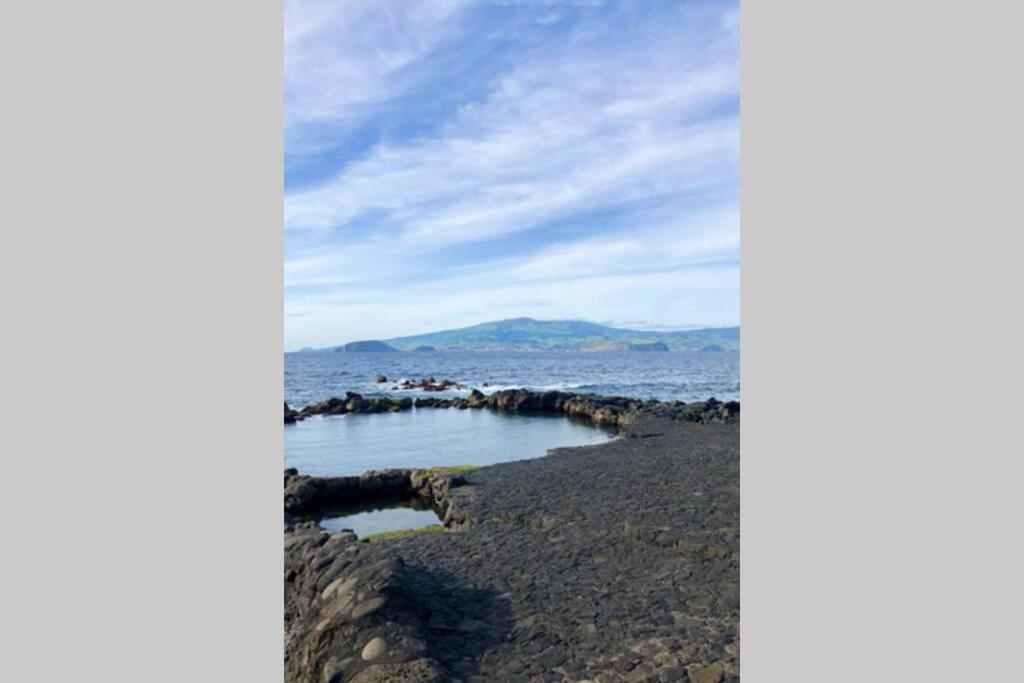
742,1,1021,679
3,1,283,680
4,0,1022,680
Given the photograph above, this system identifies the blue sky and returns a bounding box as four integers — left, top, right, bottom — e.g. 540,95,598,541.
285,0,738,350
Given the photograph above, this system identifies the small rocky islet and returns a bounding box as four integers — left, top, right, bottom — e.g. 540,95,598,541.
285,388,739,682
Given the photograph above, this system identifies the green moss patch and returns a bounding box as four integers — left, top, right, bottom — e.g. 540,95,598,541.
424,464,481,476
361,525,445,543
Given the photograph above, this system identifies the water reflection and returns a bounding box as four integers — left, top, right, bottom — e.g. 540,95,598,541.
312,495,442,537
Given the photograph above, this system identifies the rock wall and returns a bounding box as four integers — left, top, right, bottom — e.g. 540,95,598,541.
284,468,466,526
287,388,739,428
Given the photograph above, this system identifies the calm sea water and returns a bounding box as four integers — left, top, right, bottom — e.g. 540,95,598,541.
285,409,615,477
285,350,739,408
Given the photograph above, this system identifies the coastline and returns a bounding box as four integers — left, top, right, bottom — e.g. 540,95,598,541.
284,391,739,682
286,387,739,429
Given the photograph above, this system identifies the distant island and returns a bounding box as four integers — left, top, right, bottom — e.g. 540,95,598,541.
335,340,400,352
319,318,738,353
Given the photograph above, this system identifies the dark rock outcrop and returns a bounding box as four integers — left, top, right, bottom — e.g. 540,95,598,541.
284,526,451,683
394,377,466,392
289,388,738,428
284,468,466,523
290,393,415,421
453,388,738,428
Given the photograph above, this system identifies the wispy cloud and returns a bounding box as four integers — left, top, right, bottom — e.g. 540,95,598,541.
285,0,470,126
284,0,739,348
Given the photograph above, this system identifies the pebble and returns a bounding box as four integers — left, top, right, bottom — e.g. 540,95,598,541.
361,637,388,661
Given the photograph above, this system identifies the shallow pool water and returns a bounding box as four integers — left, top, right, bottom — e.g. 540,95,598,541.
317,497,441,537
285,407,616,477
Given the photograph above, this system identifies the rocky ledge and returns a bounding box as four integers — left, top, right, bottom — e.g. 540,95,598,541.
286,388,738,429
285,468,466,530
285,408,739,682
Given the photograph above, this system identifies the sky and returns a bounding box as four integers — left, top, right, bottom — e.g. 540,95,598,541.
285,0,739,350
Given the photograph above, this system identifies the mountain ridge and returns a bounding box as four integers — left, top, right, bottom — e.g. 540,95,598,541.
373,318,738,352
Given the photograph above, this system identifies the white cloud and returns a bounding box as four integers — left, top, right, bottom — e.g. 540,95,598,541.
285,0,470,143
284,205,738,346
283,0,740,347
285,3,738,247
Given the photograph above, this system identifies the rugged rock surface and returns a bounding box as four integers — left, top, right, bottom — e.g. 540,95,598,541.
394,377,468,392
285,413,740,682
418,390,737,429
284,525,452,683
286,388,738,429
291,393,415,421
285,468,466,525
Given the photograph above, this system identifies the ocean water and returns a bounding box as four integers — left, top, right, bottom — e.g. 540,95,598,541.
285,350,739,409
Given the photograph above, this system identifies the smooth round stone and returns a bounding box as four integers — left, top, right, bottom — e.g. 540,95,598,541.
351,596,386,620
361,637,388,661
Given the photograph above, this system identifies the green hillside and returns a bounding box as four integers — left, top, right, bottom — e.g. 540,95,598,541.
381,318,738,352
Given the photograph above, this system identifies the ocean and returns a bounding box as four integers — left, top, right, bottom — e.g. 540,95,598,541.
285,350,739,409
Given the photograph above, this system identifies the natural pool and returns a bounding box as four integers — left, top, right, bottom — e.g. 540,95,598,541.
285,408,616,536
315,496,441,538
285,407,616,476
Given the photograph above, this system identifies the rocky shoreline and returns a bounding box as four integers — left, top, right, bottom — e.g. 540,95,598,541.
284,391,740,682
285,387,738,429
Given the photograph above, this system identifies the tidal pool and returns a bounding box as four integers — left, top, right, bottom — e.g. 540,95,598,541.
286,408,616,536
316,496,441,538
285,407,616,477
